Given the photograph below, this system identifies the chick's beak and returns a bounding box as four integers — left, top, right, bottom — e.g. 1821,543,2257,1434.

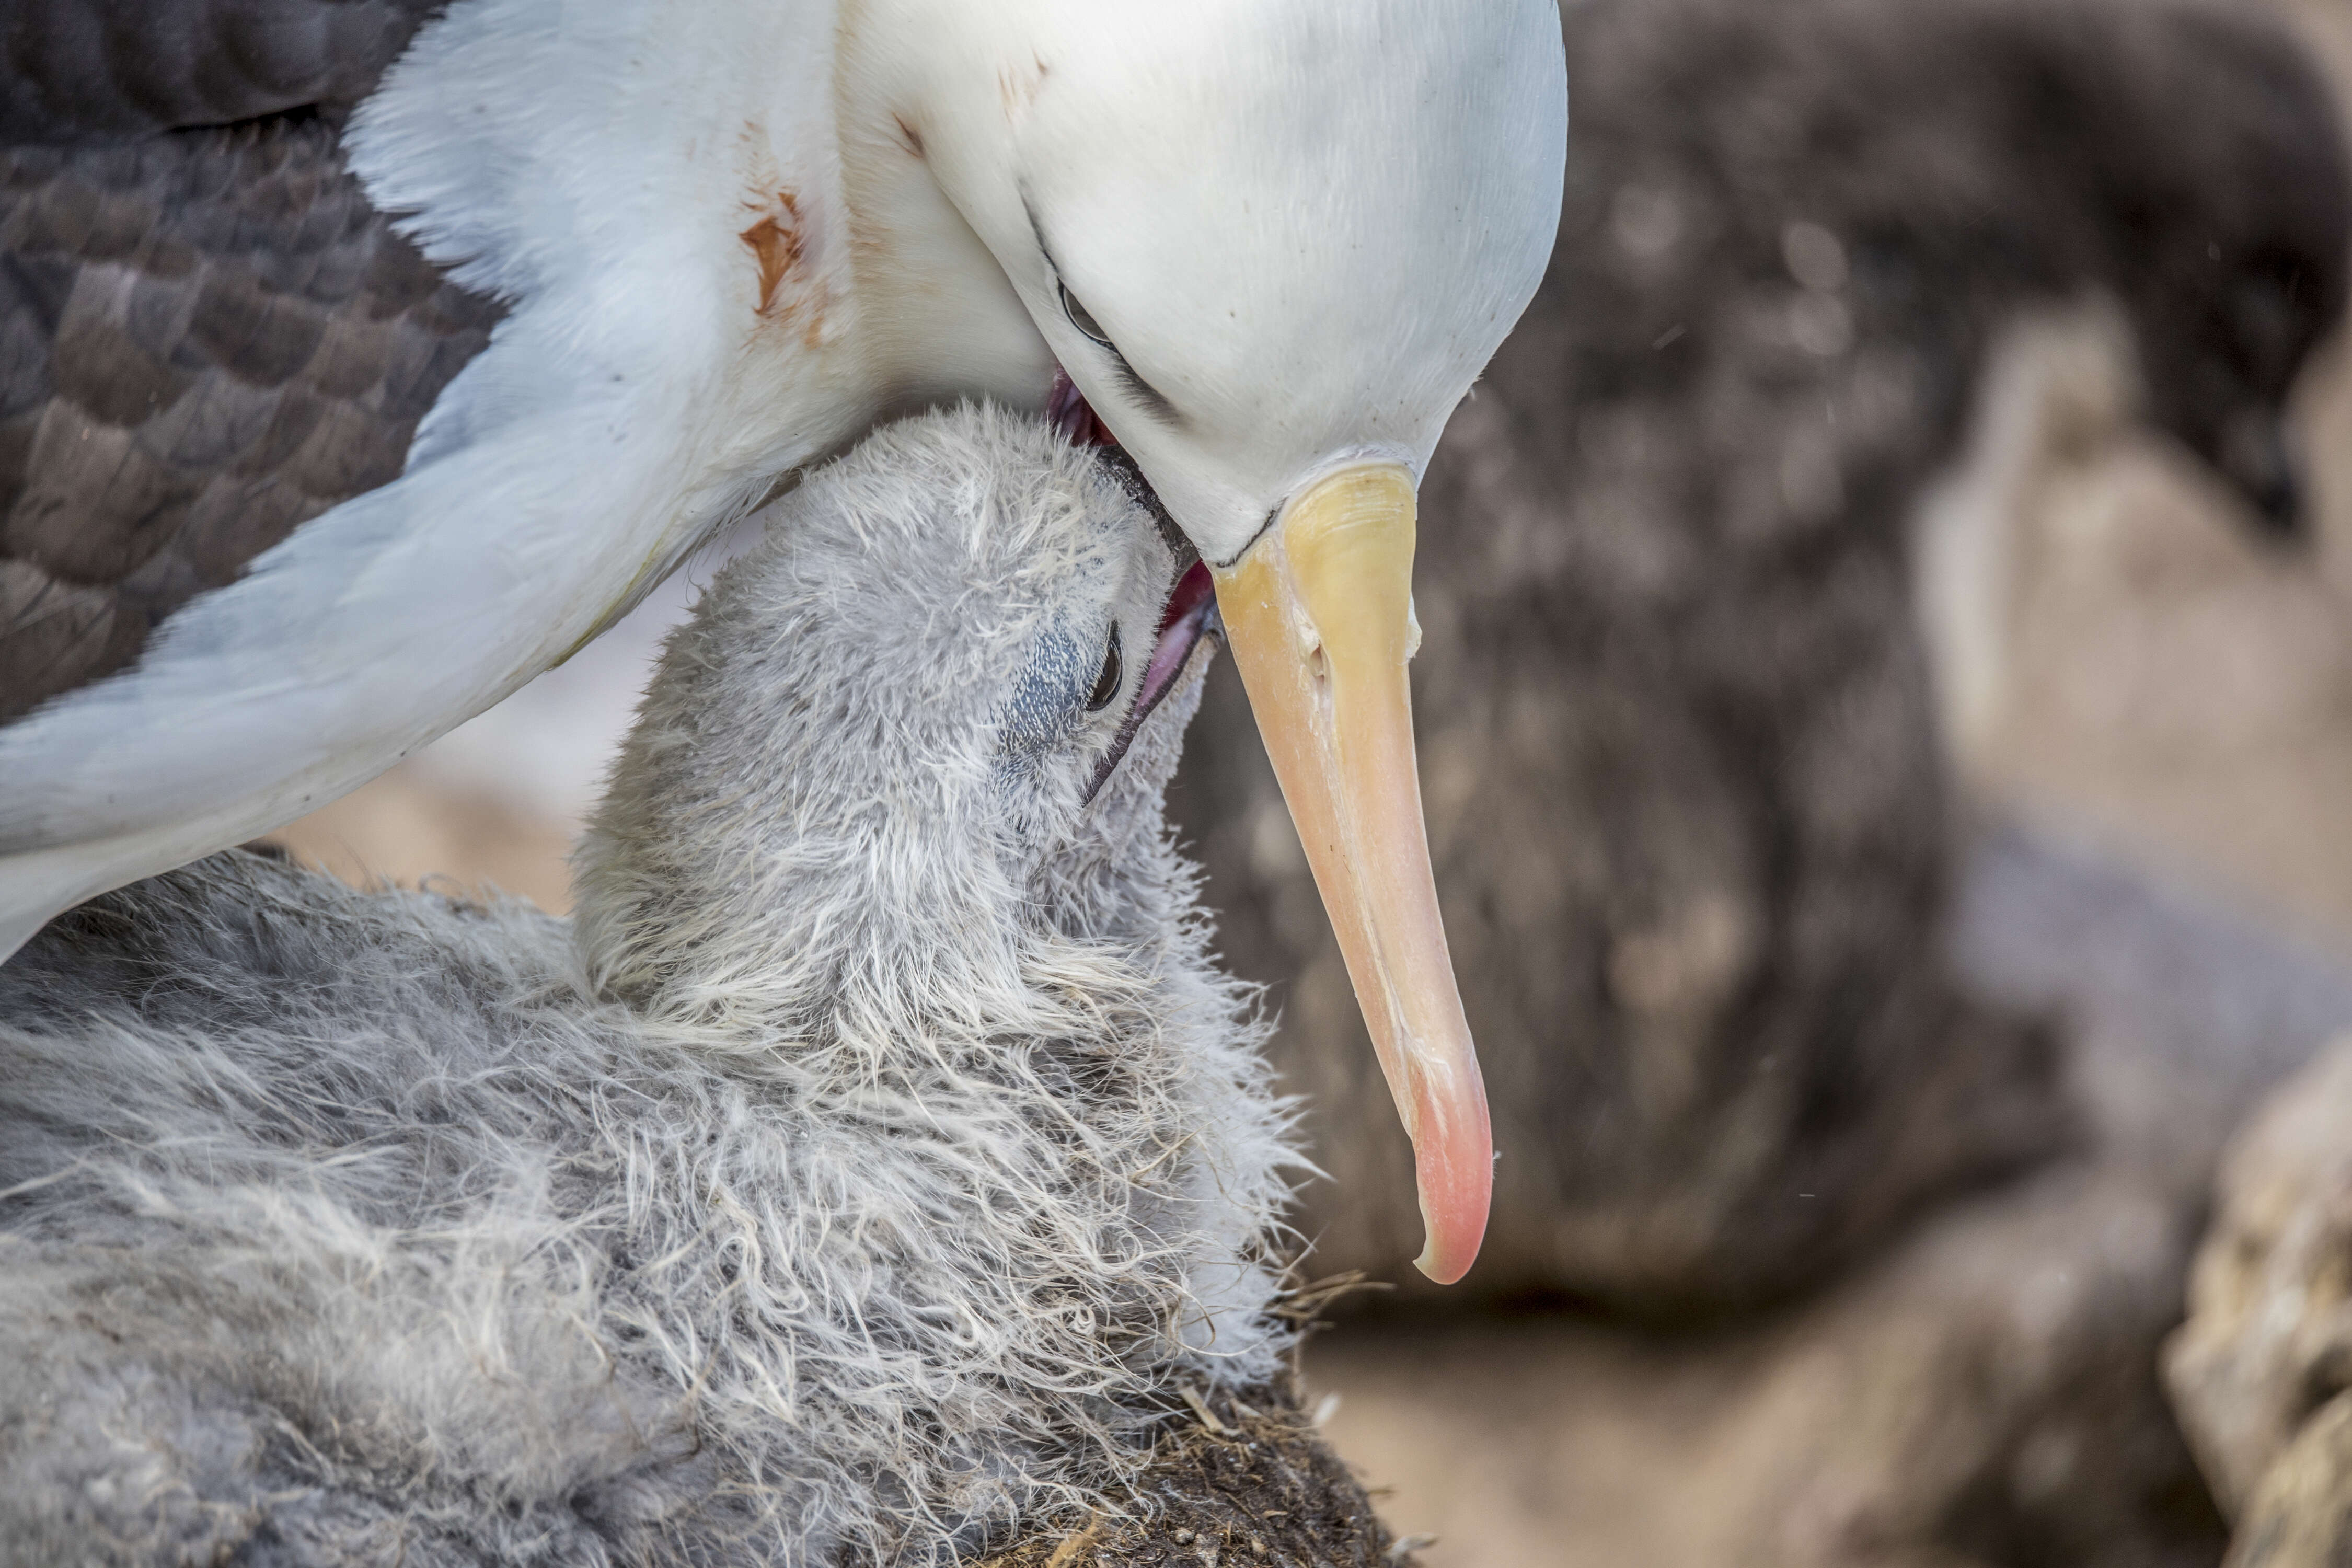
1210,464,1492,1284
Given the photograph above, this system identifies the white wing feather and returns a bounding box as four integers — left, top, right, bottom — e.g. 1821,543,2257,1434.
0,0,862,952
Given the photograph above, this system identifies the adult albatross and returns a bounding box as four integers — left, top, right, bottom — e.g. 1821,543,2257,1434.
0,0,1567,1282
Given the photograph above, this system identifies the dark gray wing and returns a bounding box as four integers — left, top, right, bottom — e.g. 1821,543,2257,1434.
0,0,500,721
1,0,444,144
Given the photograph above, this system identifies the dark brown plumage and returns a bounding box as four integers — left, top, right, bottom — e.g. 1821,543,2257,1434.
1173,0,2352,1315
0,105,499,718
0,0,442,144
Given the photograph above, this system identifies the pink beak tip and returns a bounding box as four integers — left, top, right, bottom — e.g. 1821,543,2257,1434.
1410,1115,1494,1286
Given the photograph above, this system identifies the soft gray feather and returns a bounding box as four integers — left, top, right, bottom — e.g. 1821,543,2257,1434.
0,405,1296,1566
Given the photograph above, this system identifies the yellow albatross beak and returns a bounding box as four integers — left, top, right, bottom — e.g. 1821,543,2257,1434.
1210,463,1492,1284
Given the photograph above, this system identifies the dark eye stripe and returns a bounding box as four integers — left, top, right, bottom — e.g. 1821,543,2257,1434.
1053,271,1182,428
1059,280,1113,347
1085,626,1123,711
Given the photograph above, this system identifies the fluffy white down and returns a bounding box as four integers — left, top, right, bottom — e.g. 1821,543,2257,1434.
0,408,1298,1567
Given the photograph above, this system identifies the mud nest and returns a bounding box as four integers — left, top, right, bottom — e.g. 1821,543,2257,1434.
970,1378,1412,1568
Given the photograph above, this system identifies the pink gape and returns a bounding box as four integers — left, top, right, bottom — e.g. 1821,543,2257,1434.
1048,368,1117,448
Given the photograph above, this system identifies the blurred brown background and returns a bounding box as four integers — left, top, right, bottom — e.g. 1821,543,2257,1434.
265,0,2352,1561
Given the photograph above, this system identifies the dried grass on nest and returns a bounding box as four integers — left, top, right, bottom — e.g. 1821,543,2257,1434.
972,1275,1419,1568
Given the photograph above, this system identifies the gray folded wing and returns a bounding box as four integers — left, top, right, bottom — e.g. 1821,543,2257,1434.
1,0,442,144
1,0,502,720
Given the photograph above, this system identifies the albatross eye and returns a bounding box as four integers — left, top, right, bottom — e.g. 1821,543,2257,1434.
1086,626,1123,711
1059,280,1114,348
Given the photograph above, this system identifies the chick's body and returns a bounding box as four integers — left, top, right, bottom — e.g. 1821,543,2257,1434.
0,408,1296,1567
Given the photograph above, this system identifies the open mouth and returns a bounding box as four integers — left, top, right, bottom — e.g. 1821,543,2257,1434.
1052,366,1219,801
1083,559,1219,801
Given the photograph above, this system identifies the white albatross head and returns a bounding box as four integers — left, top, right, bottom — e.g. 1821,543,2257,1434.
836,0,1566,1285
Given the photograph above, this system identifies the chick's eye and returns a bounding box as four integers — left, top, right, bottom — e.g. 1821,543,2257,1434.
1060,280,1113,347
1086,626,1123,712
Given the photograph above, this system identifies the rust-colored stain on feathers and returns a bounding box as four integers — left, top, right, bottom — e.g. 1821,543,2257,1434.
740,189,804,317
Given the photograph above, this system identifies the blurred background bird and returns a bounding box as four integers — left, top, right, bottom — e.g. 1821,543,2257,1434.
1169,0,2352,1560
1183,0,2352,1315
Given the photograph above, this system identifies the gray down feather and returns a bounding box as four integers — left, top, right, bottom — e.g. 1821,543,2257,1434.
0,405,1299,1567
